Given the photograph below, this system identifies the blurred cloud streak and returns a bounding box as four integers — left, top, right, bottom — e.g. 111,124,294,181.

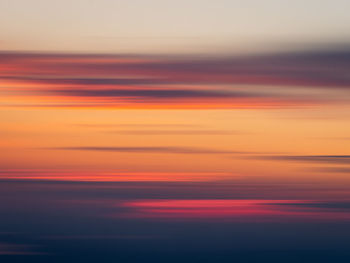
1,46,349,109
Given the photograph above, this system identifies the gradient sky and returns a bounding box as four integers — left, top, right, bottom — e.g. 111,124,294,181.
1,0,350,53
0,1,350,262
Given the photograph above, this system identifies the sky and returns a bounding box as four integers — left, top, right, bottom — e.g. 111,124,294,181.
0,1,350,262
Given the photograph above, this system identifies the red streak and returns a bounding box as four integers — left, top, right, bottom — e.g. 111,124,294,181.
120,199,350,221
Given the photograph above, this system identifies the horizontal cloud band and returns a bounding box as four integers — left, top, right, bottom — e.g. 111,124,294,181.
1,47,349,109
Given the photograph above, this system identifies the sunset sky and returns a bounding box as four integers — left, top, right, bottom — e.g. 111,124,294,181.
1,1,350,262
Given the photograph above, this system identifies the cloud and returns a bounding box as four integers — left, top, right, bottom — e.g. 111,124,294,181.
310,167,350,173
43,234,159,240
3,76,166,86
118,199,350,221
108,130,238,135
0,243,43,255
76,123,241,135
76,123,202,128
2,47,350,88
269,201,350,211
46,146,245,154
0,171,347,200
54,88,260,99
1,46,350,109
256,155,350,164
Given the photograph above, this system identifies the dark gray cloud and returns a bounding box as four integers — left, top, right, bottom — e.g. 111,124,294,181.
54,88,262,99
4,76,166,86
2,46,350,90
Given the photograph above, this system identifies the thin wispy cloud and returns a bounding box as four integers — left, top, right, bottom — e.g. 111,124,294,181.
54,88,261,99
310,167,350,174
46,146,247,155
76,124,202,128
256,155,350,164
107,130,238,135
